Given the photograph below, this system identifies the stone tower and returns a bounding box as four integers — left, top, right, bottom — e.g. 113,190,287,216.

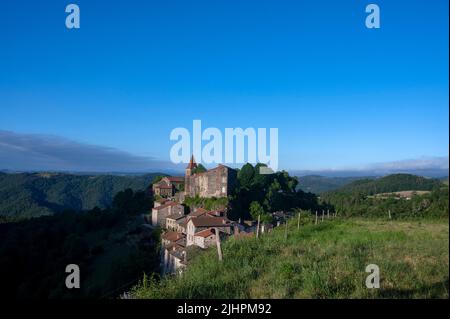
185,155,197,195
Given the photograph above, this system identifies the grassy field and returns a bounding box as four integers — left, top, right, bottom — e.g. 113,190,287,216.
131,216,449,299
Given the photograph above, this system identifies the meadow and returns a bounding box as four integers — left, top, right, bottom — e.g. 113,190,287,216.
131,216,449,299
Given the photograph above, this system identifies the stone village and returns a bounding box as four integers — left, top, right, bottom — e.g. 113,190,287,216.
148,155,291,275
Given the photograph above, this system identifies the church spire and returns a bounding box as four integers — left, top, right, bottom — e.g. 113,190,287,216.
186,154,197,169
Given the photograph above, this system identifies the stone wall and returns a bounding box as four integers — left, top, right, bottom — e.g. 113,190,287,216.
185,165,237,198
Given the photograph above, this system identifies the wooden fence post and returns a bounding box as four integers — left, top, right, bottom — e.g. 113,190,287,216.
315,211,318,225
285,219,288,240
214,228,223,262
297,212,300,229
256,214,261,238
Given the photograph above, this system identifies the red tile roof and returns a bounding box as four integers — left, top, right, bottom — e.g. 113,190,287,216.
153,201,179,210
189,207,208,217
161,231,185,242
189,216,231,228
207,210,224,217
194,228,215,238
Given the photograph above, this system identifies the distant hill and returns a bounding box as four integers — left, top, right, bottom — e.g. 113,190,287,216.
325,173,443,196
296,175,374,194
0,172,165,219
319,174,448,219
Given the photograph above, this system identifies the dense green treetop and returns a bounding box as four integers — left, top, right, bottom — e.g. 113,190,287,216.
191,164,207,174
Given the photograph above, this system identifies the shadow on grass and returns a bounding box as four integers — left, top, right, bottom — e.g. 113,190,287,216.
378,278,449,298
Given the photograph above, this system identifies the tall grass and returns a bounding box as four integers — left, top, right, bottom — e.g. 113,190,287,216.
131,216,449,299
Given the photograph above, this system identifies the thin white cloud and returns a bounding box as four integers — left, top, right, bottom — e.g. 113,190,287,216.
0,130,175,172
290,156,449,177
364,156,449,171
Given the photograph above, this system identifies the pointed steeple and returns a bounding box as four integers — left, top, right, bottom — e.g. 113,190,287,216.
186,154,198,169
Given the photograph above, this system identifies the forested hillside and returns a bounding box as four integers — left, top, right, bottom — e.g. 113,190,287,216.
326,174,442,195
296,175,373,194
0,188,160,299
0,172,164,220
320,174,448,218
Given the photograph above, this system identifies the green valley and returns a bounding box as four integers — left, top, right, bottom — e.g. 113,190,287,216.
0,172,164,220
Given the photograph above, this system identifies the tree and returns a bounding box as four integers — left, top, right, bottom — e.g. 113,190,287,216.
228,163,324,221
249,201,264,220
237,163,255,189
253,163,268,187
113,189,153,216
192,164,207,174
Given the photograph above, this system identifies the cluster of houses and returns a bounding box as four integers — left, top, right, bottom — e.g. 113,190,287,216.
148,156,292,275
150,196,263,275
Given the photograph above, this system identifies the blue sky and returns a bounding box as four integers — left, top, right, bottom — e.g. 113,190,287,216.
0,0,448,172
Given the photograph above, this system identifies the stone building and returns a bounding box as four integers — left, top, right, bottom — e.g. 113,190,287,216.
184,155,237,198
162,245,200,275
161,231,185,247
153,176,184,197
164,246,187,275
192,228,218,249
186,216,233,246
160,231,205,276
151,201,184,227
152,183,174,197
165,212,186,232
